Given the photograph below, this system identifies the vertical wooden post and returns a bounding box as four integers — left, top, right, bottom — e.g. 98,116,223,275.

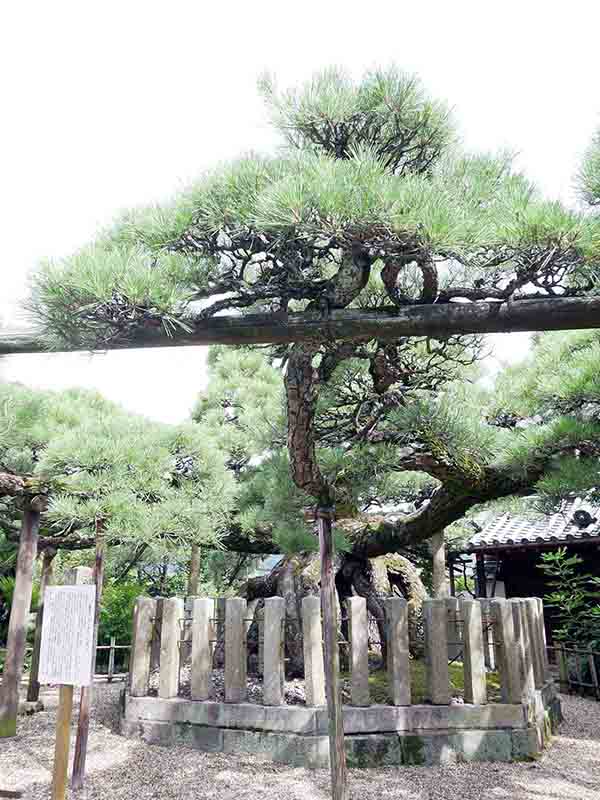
588,646,599,699
188,543,201,597
0,505,41,738
107,637,116,683
51,685,74,800
27,547,56,703
557,645,569,692
347,596,370,707
318,510,349,800
302,595,326,706
423,599,450,704
491,599,521,703
224,598,247,703
384,597,411,706
475,553,487,598
130,597,157,696
461,599,487,705
480,599,494,670
71,529,104,790
263,597,285,706
191,597,214,701
448,555,456,597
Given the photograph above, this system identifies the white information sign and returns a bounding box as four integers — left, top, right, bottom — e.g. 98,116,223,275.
39,585,96,687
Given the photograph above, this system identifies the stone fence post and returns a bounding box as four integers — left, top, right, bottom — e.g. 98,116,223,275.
535,597,550,681
384,598,411,706
347,596,370,707
63,566,93,585
263,597,285,706
302,596,326,706
511,599,535,699
225,597,247,703
461,599,487,705
130,597,157,697
159,597,184,699
191,597,214,701
524,598,546,688
491,599,521,704
423,599,450,704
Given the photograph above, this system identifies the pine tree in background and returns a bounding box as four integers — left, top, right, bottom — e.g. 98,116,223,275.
0,382,234,736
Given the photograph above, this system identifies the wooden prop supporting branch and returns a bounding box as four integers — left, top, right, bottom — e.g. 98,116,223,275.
51,685,74,800
0,506,41,737
71,527,105,790
27,549,56,703
318,509,349,800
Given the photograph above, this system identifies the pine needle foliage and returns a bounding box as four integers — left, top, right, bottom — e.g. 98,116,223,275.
0,383,234,558
25,65,600,350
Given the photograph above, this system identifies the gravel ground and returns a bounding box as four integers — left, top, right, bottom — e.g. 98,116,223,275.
1,686,599,800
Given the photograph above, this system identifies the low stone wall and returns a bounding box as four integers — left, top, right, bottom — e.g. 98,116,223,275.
120,681,561,767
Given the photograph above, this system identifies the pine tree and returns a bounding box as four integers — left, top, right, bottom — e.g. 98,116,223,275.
0,382,233,736
15,67,600,798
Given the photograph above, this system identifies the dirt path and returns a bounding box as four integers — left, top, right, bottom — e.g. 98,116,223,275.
1,687,599,800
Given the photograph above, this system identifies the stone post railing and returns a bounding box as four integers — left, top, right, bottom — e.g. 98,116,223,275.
302,596,326,706
347,597,370,707
385,597,411,706
263,597,285,706
492,599,522,704
224,597,247,703
461,599,487,704
130,597,157,697
128,593,551,714
423,599,450,704
191,597,214,701
159,597,184,699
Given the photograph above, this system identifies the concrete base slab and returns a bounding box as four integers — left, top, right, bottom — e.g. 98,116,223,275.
120,682,561,768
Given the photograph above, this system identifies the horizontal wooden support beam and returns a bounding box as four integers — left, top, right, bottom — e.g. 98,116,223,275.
1,296,600,355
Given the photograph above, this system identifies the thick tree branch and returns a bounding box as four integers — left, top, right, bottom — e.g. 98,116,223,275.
3,295,600,354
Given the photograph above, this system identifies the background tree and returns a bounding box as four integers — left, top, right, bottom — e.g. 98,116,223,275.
0,382,234,739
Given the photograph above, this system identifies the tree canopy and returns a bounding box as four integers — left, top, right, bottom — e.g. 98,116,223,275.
27,66,599,352
18,66,600,555
0,383,234,562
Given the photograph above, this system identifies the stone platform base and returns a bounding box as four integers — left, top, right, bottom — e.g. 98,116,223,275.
121,683,561,767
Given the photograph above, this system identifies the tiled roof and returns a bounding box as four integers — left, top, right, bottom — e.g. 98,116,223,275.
465,498,600,551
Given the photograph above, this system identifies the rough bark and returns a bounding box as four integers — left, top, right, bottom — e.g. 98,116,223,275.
284,343,331,503
430,531,449,597
0,472,27,497
243,553,321,677
241,550,429,673
188,543,201,596
26,548,56,703
0,507,40,737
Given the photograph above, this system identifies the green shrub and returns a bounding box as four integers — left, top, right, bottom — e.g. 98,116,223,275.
0,576,40,613
98,581,145,646
539,547,600,648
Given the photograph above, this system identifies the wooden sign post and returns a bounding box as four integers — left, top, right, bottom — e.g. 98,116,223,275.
38,585,96,800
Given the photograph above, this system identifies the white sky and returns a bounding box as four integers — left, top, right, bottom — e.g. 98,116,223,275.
1,1,598,422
